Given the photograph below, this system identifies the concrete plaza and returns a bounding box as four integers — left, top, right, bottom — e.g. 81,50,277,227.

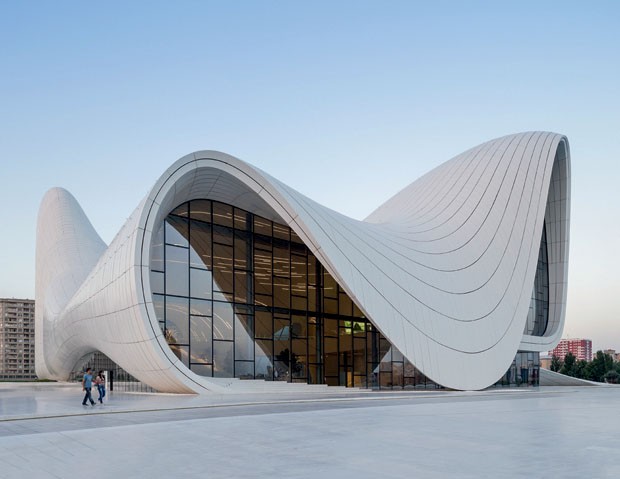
0,383,618,478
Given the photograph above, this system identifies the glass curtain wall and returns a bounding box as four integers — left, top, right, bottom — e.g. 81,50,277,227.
149,199,441,389
524,222,549,336
495,351,540,387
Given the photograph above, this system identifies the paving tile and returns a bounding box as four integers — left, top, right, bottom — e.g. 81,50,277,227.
0,384,619,478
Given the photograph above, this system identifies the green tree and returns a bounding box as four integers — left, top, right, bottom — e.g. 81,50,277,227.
605,352,615,371
574,359,588,379
560,352,577,376
550,355,563,372
603,370,620,384
587,351,615,382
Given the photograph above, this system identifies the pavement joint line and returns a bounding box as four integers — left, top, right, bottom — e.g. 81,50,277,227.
0,388,560,424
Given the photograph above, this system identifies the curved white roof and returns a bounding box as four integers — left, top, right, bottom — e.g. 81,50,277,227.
35,132,570,392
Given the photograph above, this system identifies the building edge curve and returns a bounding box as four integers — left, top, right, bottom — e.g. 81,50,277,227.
35,132,571,392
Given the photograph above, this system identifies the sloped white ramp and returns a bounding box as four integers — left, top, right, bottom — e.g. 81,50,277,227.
35,132,570,392
540,368,601,387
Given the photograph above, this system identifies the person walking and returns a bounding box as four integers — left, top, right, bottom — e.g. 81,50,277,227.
95,370,106,404
82,367,96,406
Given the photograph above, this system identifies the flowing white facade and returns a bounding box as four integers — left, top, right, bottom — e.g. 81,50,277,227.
35,132,571,392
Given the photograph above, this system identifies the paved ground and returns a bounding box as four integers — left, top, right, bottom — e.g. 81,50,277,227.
0,383,618,478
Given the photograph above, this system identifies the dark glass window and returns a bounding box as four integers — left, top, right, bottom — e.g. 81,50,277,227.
213,244,233,301
165,217,189,247
212,202,233,228
213,341,233,377
254,216,272,236
190,200,211,223
170,203,189,217
165,296,189,345
149,199,450,390
151,271,164,294
165,245,188,297
234,208,249,231
189,222,211,269
153,293,165,319
190,299,212,316
190,315,212,364
524,223,549,336
235,315,254,361
213,301,234,341
150,225,165,272
190,268,212,300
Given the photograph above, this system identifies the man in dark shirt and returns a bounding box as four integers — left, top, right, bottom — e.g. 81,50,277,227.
82,368,96,406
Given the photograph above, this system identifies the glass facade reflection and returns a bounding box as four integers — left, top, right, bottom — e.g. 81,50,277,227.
494,351,540,387
150,199,543,389
524,223,549,336
149,200,442,389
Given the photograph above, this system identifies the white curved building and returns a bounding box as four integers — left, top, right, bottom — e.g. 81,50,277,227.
35,131,570,392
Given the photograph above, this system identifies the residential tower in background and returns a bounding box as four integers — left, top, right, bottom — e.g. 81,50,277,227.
0,298,35,380
551,338,593,362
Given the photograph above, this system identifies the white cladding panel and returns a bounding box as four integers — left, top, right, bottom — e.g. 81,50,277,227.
35,132,570,392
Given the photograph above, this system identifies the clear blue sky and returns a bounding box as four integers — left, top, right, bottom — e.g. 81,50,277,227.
1,1,618,351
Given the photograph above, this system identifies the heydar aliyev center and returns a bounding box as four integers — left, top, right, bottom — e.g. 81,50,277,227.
35,132,570,393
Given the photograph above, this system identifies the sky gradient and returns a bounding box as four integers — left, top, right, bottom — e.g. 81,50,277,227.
1,1,619,351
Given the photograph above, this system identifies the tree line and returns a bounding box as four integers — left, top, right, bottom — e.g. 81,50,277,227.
550,350,620,383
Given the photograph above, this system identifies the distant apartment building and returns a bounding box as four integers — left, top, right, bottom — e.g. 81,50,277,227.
551,338,593,362
0,298,36,379
540,356,553,369
603,349,620,362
